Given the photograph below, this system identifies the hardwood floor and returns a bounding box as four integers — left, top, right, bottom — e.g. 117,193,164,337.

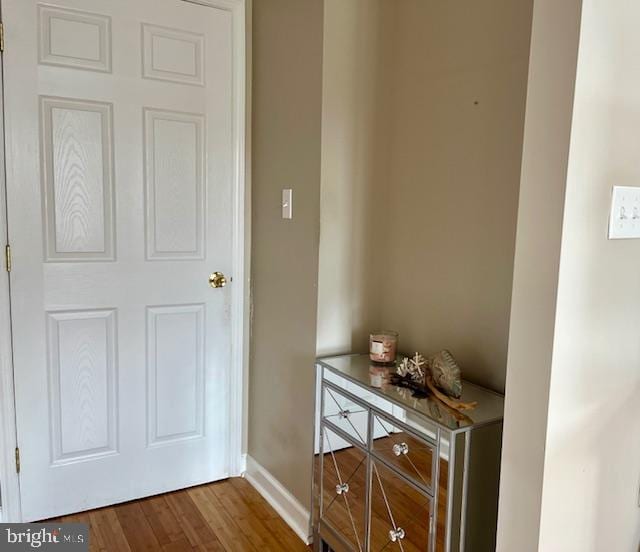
49,478,310,552
47,436,445,552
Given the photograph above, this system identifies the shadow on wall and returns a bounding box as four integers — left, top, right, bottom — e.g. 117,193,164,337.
540,377,640,551
316,0,396,358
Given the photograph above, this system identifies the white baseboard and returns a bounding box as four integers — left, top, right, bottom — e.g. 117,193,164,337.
243,455,312,545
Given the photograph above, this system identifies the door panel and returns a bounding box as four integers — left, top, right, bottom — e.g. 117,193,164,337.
146,304,205,446
142,24,205,86
4,0,236,521
144,108,206,259
38,4,112,73
41,96,115,261
47,309,118,464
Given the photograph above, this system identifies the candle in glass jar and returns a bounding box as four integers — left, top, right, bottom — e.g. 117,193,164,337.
369,331,398,364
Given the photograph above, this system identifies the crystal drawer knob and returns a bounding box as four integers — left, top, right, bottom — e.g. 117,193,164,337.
392,442,409,456
335,483,349,495
389,527,405,542
338,409,351,420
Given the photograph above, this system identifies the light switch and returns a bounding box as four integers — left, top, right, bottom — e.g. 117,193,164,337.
282,189,293,219
609,186,640,239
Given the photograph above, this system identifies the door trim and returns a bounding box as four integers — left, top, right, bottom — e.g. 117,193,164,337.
0,0,249,522
225,0,249,478
0,43,21,521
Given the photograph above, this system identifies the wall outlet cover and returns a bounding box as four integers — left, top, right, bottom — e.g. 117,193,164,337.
609,186,640,239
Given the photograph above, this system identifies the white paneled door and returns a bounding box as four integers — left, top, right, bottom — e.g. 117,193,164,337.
2,0,239,521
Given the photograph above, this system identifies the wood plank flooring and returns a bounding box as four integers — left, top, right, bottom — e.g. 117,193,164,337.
49,478,310,552
49,435,446,551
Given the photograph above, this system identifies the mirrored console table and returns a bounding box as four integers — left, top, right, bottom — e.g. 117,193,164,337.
312,354,504,552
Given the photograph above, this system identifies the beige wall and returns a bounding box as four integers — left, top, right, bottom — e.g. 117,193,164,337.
500,0,640,549
496,0,583,550
317,0,532,393
251,2,640,549
380,0,532,393
538,0,640,549
249,0,324,507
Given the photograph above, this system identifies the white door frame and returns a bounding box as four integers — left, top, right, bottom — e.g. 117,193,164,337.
0,0,249,523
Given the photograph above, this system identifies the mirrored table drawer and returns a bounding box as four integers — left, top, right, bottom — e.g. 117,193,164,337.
322,384,369,447
371,412,437,495
370,459,433,552
320,425,368,552
324,365,396,416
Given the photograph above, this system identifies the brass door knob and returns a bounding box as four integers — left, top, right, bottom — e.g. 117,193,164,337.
209,272,227,288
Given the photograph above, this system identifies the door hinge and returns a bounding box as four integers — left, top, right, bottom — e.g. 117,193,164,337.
15,447,20,474
5,244,11,272
0,22,5,52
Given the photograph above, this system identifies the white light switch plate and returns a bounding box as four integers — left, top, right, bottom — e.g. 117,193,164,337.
282,189,293,219
609,186,640,239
